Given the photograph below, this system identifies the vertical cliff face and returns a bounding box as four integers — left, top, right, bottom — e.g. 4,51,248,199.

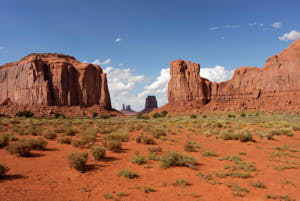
167,60,211,105
0,53,111,109
166,38,300,112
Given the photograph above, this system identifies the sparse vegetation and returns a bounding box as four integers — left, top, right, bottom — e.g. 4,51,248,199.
16,110,34,118
58,136,72,144
89,145,106,160
131,152,147,165
118,169,139,179
0,163,9,177
0,134,10,147
183,141,197,152
5,142,32,157
102,139,122,152
202,150,219,157
252,181,266,189
160,151,196,169
43,130,56,140
136,134,155,144
68,152,88,172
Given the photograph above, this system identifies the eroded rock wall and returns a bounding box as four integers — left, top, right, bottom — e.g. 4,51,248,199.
0,53,111,109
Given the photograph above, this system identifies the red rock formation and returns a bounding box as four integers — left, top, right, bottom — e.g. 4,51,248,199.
141,96,158,113
168,60,211,105
164,38,300,113
0,53,111,109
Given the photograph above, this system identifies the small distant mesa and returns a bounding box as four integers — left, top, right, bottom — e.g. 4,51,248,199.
120,104,137,115
141,96,158,113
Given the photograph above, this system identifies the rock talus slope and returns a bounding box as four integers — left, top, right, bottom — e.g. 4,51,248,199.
164,38,300,113
0,53,111,109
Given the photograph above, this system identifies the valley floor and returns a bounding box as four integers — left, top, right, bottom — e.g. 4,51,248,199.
0,112,300,201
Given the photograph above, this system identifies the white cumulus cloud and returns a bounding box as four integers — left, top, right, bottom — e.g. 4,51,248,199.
209,26,219,30
200,66,234,83
272,22,281,29
138,68,170,98
115,37,121,42
138,65,233,109
223,25,240,29
279,30,300,41
92,58,111,65
104,66,146,110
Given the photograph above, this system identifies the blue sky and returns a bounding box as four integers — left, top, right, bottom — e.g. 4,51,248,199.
1,0,300,110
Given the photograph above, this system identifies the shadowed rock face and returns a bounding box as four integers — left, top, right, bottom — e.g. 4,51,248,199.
0,53,111,109
167,38,300,111
141,96,158,113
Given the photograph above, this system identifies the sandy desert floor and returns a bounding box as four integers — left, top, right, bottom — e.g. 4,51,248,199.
0,112,300,201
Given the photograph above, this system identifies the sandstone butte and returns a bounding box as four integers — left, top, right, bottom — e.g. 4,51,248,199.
141,96,158,113
161,38,300,113
0,53,121,117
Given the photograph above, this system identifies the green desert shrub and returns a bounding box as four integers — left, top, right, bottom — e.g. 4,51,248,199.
238,129,253,142
152,112,161,118
0,134,10,148
240,112,246,117
183,141,197,152
5,142,32,157
148,128,166,139
190,114,198,119
280,128,294,136
72,139,84,148
99,114,110,119
118,169,139,179
90,146,106,160
148,146,162,153
160,151,196,169
66,128,78,136
68,152,88,172
58,136,72,144
131,152,147,165
81,134,96,146
16,110,34,118
137,113,150,120
105,130,129,142
161,111,168,117
102,139,122,152
251,181,266,189
21,137,48,150
43,130,56,140
54,113,65,119
136,135,155,145
228,114,236,118
202,150,219,157
0,163,9,177
292,125,300,131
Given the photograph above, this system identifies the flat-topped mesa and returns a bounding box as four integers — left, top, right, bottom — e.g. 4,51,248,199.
0,53,111,109
166,38,300,112
168,59,211,104
212,38,300,100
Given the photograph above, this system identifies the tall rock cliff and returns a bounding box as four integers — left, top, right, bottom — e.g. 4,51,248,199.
166,38,300,112
168,60,211,105
0,53,111,109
